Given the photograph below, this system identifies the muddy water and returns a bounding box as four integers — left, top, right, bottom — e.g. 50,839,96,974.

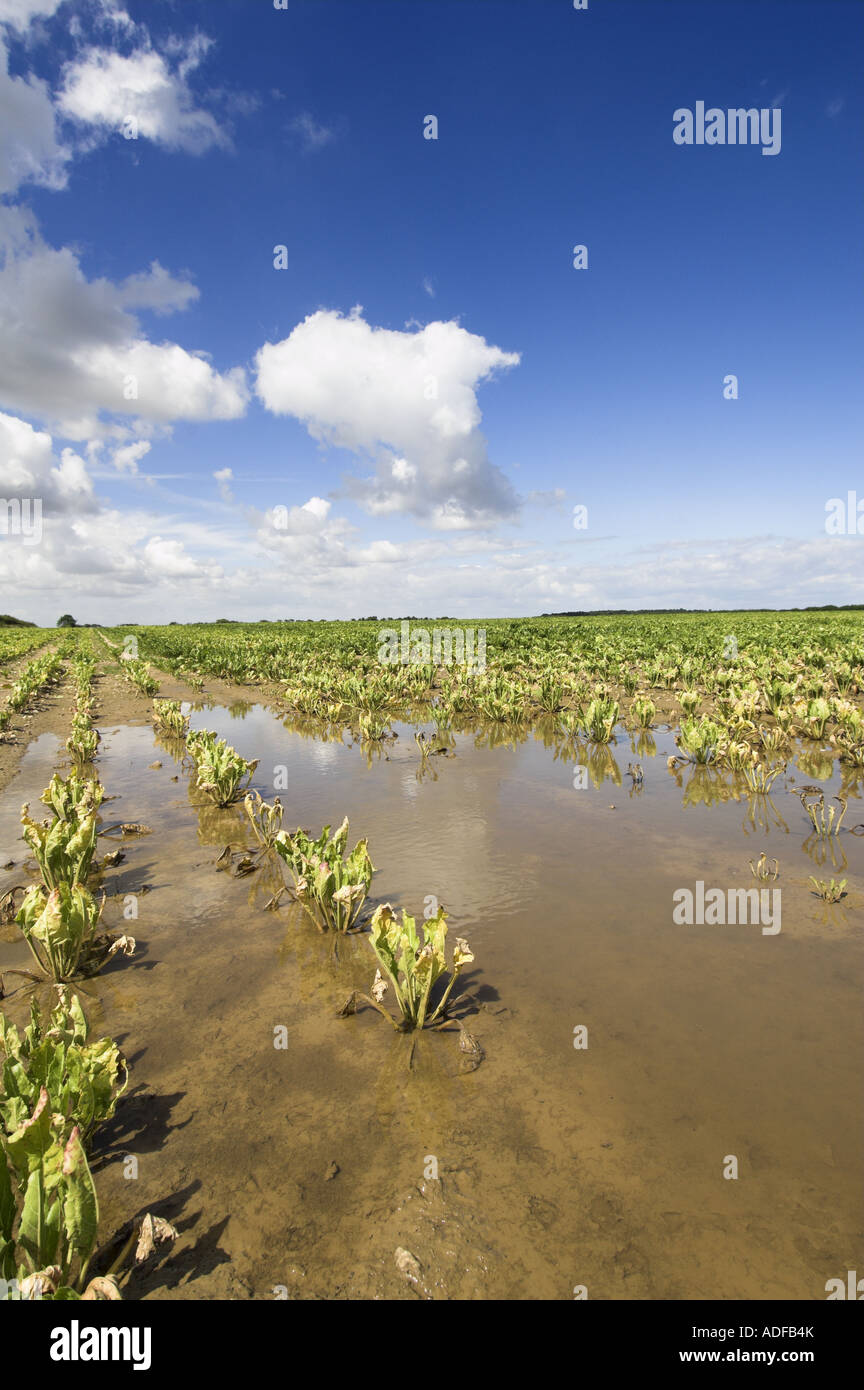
0,705,861,1300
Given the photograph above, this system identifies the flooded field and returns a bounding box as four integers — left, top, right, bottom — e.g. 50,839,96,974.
2,694,860,1300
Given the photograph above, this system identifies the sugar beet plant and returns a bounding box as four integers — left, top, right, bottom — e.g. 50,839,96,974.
0,1089,104,1299
121,657,159,696
66,713,99,763
40,771,103,824
0,648,64,738
339,903,474,1032
274,817,374,932
677,717,725,765
582,696,619,743
21,787,99,890
14,885,111,984
0,990,127,1151
187,729,259,806
21,776,100,891
0,1078,178,1300
10,772,133,985
244,791,284,849
153,698,189,738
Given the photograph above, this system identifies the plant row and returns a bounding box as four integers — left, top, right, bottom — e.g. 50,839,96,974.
155,700,479,1050
1,687,170,1300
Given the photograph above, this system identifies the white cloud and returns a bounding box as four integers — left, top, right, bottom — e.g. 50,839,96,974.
58,37,227,154
300,495,330,521
288,111,335,152
92,2,136,33
115,260,199,316
0,496,229,610
213,466,233,503
143,533,213,578
255,308,520,528
391,456,416,482
260,495,332,539
0,409,95,511
0,36,70,193
0,0,64,31
0,212,248,437
111,438,150,473
2,494,862,627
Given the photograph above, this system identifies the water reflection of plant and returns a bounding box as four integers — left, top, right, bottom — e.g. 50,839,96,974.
193,793,245,849
795,745,835,782
280,712,347,746
548,731,582,767
741,789,789,836
152,729,189,763
472,722,527,753
583,742,622,788
276,910,352,993
801,833,848,872
227,701,254,720
350,733,396,768
241,846,290,912
414,749,439,785
629,730,657,759
839,763,864,797
673,765,733,808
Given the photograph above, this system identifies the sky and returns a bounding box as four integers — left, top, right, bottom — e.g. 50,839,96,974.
0,0,861,624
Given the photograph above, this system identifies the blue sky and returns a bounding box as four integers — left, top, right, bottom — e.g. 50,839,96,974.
0,0,861,622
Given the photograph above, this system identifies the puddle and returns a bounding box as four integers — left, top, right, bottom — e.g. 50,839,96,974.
0,704,861,1300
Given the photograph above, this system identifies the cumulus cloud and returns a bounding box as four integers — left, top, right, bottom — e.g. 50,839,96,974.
255,308,520,528
0,36,70,193
142,533,212,578
0,495,229,607
110,438,150,472
0,211,248,437
1,11,230,194
260,495,332,538
114,260,199,316
58,34,227,154
0,409,95,511
3,491,862,625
